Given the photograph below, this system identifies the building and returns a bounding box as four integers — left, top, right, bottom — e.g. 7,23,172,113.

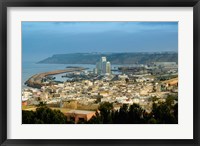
96,62,101,74
152,62,177,68
101,56,107,62
93,68,97,74
96,57,111,75
106,62,111,74
102,61,107,74
65,110,96,123
162,77,178,87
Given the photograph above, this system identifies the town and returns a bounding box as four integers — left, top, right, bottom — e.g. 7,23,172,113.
22,56,178,123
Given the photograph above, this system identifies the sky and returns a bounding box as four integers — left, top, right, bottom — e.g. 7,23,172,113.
22,22,178,62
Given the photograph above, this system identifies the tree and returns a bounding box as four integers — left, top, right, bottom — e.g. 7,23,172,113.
113,104,129,124
148,118,157,124
173,103,178,123
125,78,129,83
152,102,177,124
36,101,47,107
98,102,113,124
22,110,35,124
22,106,67,124
128,104,145,124
166,95,176,106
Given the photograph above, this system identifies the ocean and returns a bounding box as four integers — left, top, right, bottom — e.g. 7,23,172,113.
22,62,96,88
22,61,125,89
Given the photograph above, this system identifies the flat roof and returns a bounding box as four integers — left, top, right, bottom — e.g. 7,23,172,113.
66,110,96,114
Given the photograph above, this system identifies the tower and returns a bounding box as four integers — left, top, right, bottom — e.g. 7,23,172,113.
96,56,112,75
106,61,111,74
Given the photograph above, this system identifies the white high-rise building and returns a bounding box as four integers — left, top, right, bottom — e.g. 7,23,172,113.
102,61,107,74
101,57,107,62
96,62,101,74
106,62,111,74
96,57,111,75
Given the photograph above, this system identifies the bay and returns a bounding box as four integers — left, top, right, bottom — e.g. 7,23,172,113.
22,61,123,89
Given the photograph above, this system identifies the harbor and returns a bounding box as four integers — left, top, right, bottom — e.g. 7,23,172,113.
25,67,86,88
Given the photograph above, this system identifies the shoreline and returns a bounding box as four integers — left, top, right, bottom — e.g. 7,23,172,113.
25,67,86,88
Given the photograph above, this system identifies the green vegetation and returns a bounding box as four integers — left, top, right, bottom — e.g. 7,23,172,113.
38,52,178,64
22,98,178,124
158,74,178,81
22,104,67,124
86,101,178,124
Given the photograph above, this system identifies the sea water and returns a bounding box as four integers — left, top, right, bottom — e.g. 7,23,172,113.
22,61,96,88
22,61,123,89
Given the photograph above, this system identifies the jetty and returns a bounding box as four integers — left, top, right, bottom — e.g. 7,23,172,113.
25,67,85,88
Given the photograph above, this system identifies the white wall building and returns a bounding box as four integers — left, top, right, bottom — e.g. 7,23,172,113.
96,57,111,75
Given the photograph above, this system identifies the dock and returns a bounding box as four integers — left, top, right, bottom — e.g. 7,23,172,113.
25,67,85,88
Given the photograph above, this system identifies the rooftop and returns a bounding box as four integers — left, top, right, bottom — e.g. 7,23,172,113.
66,110,96,114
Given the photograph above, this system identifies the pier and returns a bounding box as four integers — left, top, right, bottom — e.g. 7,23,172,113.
25,67,85,88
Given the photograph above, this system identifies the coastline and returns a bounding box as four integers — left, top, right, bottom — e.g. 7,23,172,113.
25,67,86,88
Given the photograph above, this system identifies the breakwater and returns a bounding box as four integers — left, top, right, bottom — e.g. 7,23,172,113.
25,67,85,88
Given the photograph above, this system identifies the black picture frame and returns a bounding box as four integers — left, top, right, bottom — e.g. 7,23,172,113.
0,0,199,146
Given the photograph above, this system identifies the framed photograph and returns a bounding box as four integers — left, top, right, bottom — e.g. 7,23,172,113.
0,0,199,145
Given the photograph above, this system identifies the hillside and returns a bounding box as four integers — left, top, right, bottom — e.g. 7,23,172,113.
38,52,178,65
